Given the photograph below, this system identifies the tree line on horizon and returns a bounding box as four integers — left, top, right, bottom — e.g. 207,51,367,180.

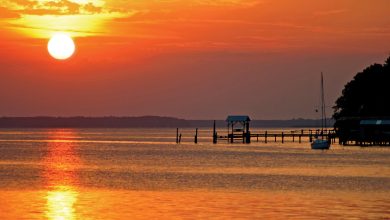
0,117,332,128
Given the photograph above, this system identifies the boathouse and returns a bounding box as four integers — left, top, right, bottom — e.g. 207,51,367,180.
360,120,390,145
226,115,251,143
335,117,390,146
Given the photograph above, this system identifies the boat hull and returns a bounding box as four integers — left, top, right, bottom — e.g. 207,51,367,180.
311,139,330,150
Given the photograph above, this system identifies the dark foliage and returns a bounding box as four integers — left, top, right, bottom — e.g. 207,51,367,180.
333,55,390,119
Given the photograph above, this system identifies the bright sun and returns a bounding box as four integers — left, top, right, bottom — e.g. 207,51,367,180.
48,33,75,60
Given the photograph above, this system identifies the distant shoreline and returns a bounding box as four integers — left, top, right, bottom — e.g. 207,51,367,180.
0,116,334,128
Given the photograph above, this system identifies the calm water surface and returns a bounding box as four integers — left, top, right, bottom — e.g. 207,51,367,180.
0,128,389,219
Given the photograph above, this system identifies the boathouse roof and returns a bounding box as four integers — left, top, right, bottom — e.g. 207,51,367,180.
226,115,251,122
360,120,390,125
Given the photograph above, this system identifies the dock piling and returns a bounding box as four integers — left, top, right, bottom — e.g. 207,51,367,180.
194,128,198,144
213,120,218,144
292,131,295,142
176,128,179,144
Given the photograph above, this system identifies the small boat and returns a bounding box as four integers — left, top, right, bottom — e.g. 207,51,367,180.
311,139,330,150
311,72,331,150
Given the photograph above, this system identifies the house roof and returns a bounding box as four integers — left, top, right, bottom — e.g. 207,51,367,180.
226,115,251,122
360,120,390,125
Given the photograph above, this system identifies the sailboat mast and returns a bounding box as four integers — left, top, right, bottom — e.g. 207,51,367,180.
321,72,327,131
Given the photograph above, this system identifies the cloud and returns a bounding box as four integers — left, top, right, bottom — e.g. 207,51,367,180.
192,0,262,7
7,23,105,35
6,0,103,15
0,7,20,18
83,3,102,14
43,0,80,14
314,9,347,17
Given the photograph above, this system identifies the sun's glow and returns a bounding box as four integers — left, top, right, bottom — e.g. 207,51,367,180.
46,187,77,220
48,33,76,60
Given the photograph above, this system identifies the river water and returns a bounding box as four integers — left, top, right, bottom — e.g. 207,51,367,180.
0,128,389,219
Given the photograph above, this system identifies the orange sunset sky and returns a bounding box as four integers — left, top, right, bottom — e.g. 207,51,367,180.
0,0,389,119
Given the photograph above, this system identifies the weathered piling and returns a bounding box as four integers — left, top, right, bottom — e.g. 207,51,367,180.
245,122,251,144
212,120,217,144
194,128,198,144
300,129,303,143
246,131,251,144
292,131,295,142
176,128,179,144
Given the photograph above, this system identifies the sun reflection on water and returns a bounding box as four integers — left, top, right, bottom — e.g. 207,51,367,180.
46,186,77,220
42,130,81,220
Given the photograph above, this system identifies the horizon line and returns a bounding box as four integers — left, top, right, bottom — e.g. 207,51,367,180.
0,115,334,121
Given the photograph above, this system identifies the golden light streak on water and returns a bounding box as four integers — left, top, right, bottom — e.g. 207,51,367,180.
42,130,80,220
45,187,78,220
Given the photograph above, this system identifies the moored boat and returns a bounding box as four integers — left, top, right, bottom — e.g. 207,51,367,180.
311,139,330,150
311,72,331,150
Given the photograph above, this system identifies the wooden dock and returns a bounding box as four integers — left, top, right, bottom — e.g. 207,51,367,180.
215,129,337,144
176,118,337,144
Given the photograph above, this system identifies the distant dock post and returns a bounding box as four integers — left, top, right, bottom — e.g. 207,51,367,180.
299,129,303,143
245,121,251,144
194,128,198,144
212,120,218,144
292,131,295,142
176,128,179,144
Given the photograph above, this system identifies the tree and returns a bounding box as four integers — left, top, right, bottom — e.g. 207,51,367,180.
333,55,390,120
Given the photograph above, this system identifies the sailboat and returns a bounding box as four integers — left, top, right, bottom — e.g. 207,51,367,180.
311,72,331,150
